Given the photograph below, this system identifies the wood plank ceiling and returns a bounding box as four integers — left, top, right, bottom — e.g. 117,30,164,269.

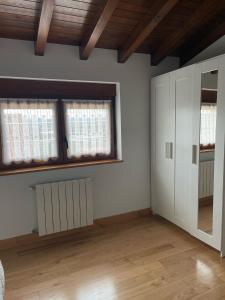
1,0,225,65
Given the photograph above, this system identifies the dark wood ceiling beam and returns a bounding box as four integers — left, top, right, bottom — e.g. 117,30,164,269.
35,0,54,56
151,0,225,66
180,20,225,66
79,0,119,60
118,0,179,63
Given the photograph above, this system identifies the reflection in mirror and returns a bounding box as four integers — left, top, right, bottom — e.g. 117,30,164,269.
198,70,218,235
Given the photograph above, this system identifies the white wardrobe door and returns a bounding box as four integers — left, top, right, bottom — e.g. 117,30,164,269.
151,74,175,221
191,58,224,251
172,66,194,231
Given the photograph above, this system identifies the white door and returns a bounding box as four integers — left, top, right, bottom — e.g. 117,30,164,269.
171,66,195,232
191,58,225,251
151,74,175,222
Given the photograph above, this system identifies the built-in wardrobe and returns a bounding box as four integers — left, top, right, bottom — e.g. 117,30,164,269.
151,55,225,254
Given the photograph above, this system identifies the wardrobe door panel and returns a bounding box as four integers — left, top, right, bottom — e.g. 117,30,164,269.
191,58,224,251
172,66,195,231
151,74,175,221
218,57,225,254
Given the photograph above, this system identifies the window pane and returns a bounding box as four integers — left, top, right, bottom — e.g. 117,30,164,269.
200,104,217,146
65,100,112,158
0,100,58,164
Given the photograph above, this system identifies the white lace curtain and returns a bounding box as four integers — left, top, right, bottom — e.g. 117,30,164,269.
65,100,111,158
200,104,217,146
0,100,58,164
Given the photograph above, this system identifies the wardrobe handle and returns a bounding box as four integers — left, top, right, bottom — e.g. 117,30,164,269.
192,145,198,164
165,142,173,159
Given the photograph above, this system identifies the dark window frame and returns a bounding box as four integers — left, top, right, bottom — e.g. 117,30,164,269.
61,98,117,164
0,79,118,174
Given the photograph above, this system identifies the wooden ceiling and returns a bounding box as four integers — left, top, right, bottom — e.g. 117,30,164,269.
1,0,225,65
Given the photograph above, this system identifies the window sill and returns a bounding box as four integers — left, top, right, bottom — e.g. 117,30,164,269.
0,159,123,176
200,149,215,153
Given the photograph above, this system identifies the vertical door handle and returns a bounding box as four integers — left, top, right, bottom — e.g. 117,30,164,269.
192,145,198,164
165,142,173,159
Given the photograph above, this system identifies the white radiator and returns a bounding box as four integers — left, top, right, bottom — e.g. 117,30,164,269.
199,160,214,198
35,178,93,236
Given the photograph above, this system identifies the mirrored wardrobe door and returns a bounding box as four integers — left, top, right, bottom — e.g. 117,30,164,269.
198,70,217,235
191,57,224,251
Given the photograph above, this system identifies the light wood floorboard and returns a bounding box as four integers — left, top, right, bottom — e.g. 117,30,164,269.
1,215,225,299
198,204,213,234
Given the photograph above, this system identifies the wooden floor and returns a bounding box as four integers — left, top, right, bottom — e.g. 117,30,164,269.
198,204,213,234
1,214,225,300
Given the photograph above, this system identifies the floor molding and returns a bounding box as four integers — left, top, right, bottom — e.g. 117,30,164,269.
0,208,151,251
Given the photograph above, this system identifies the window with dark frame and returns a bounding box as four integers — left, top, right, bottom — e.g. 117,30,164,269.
64,99,115,160
0,94,117,173
0,100,58,165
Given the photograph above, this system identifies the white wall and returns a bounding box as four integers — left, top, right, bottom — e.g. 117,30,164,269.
200,151,214,162
0,38,151,239
201,72,218,90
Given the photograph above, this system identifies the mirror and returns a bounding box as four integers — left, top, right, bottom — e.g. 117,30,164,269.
198,70,218,234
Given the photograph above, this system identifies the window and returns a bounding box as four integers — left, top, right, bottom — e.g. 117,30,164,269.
0,101,58,164
0,97,117,173
200,104,217,150
64,100,112,159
